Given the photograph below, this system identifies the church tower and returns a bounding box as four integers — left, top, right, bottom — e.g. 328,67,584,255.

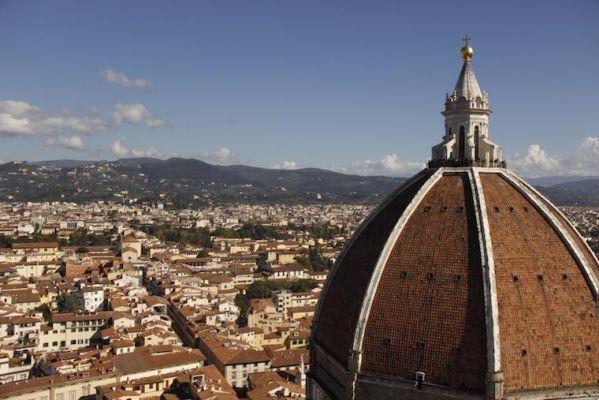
431,36,503,167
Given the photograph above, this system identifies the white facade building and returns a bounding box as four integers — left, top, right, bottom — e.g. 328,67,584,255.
74,285,105,312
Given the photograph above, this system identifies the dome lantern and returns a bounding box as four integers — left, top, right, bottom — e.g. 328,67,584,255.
430,37,503,168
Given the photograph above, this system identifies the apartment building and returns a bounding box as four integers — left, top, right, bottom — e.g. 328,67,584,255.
39,312,111,352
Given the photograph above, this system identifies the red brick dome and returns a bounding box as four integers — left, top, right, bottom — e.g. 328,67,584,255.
309,168,599,399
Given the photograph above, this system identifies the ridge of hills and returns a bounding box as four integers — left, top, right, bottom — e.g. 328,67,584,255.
0,158,595,207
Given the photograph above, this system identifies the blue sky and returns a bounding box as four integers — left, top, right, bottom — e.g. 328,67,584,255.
0,0,598,176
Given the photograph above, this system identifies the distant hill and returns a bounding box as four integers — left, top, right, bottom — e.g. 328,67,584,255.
526,176,599,187
536,178,599,206
1,158,404,206
2,158,597,207
32,159,105,168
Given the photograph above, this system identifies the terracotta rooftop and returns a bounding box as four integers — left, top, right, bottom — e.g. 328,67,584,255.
12,242,59,249
53,311,113,323
113,345,205,374
199,334,270,366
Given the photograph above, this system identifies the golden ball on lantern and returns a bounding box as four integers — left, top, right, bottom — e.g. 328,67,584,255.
460,45,474,60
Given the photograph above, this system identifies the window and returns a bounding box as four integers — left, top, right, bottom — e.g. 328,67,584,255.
474,126,480,161
458,126,466,159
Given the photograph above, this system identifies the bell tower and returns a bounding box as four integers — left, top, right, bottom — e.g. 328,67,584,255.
431,37,504,167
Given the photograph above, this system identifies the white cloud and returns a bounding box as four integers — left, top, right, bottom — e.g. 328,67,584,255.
338,153,424,176
171,147,237,165
45,135,86,151
0,112,35,135
111,139,158,158
0,100,111,137
101,69,152,89
212,147,233,162
201,147,235,164
509,137,599,177
273,160,298,170
0,100,165,138
0,100,39,118
110,139,129,157
131,148,158,157
112,103,165,128
509,144,560,177
562,137,599,176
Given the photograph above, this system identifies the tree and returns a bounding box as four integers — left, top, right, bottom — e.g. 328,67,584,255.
246,281,272,299
68,228,112,247
212,227,239,239
68,229,90,246
256,253,271,273
290,279,318,292
76,246,89,254
139,224,212,247
31,230,58,242
0,235,11,248
237,223,289,240
294,255,312,270
309,246,334,272
288,222,341,240
235,294,250,327
146,278,165,296
196,249,209,258
57,293,81,313
35,304,52,322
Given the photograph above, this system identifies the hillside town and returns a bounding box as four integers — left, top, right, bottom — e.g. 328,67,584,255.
0,200,596,399
0,201,374,400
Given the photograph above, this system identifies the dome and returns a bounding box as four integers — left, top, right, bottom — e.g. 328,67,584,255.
309,168,599,399
308,42,599,400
